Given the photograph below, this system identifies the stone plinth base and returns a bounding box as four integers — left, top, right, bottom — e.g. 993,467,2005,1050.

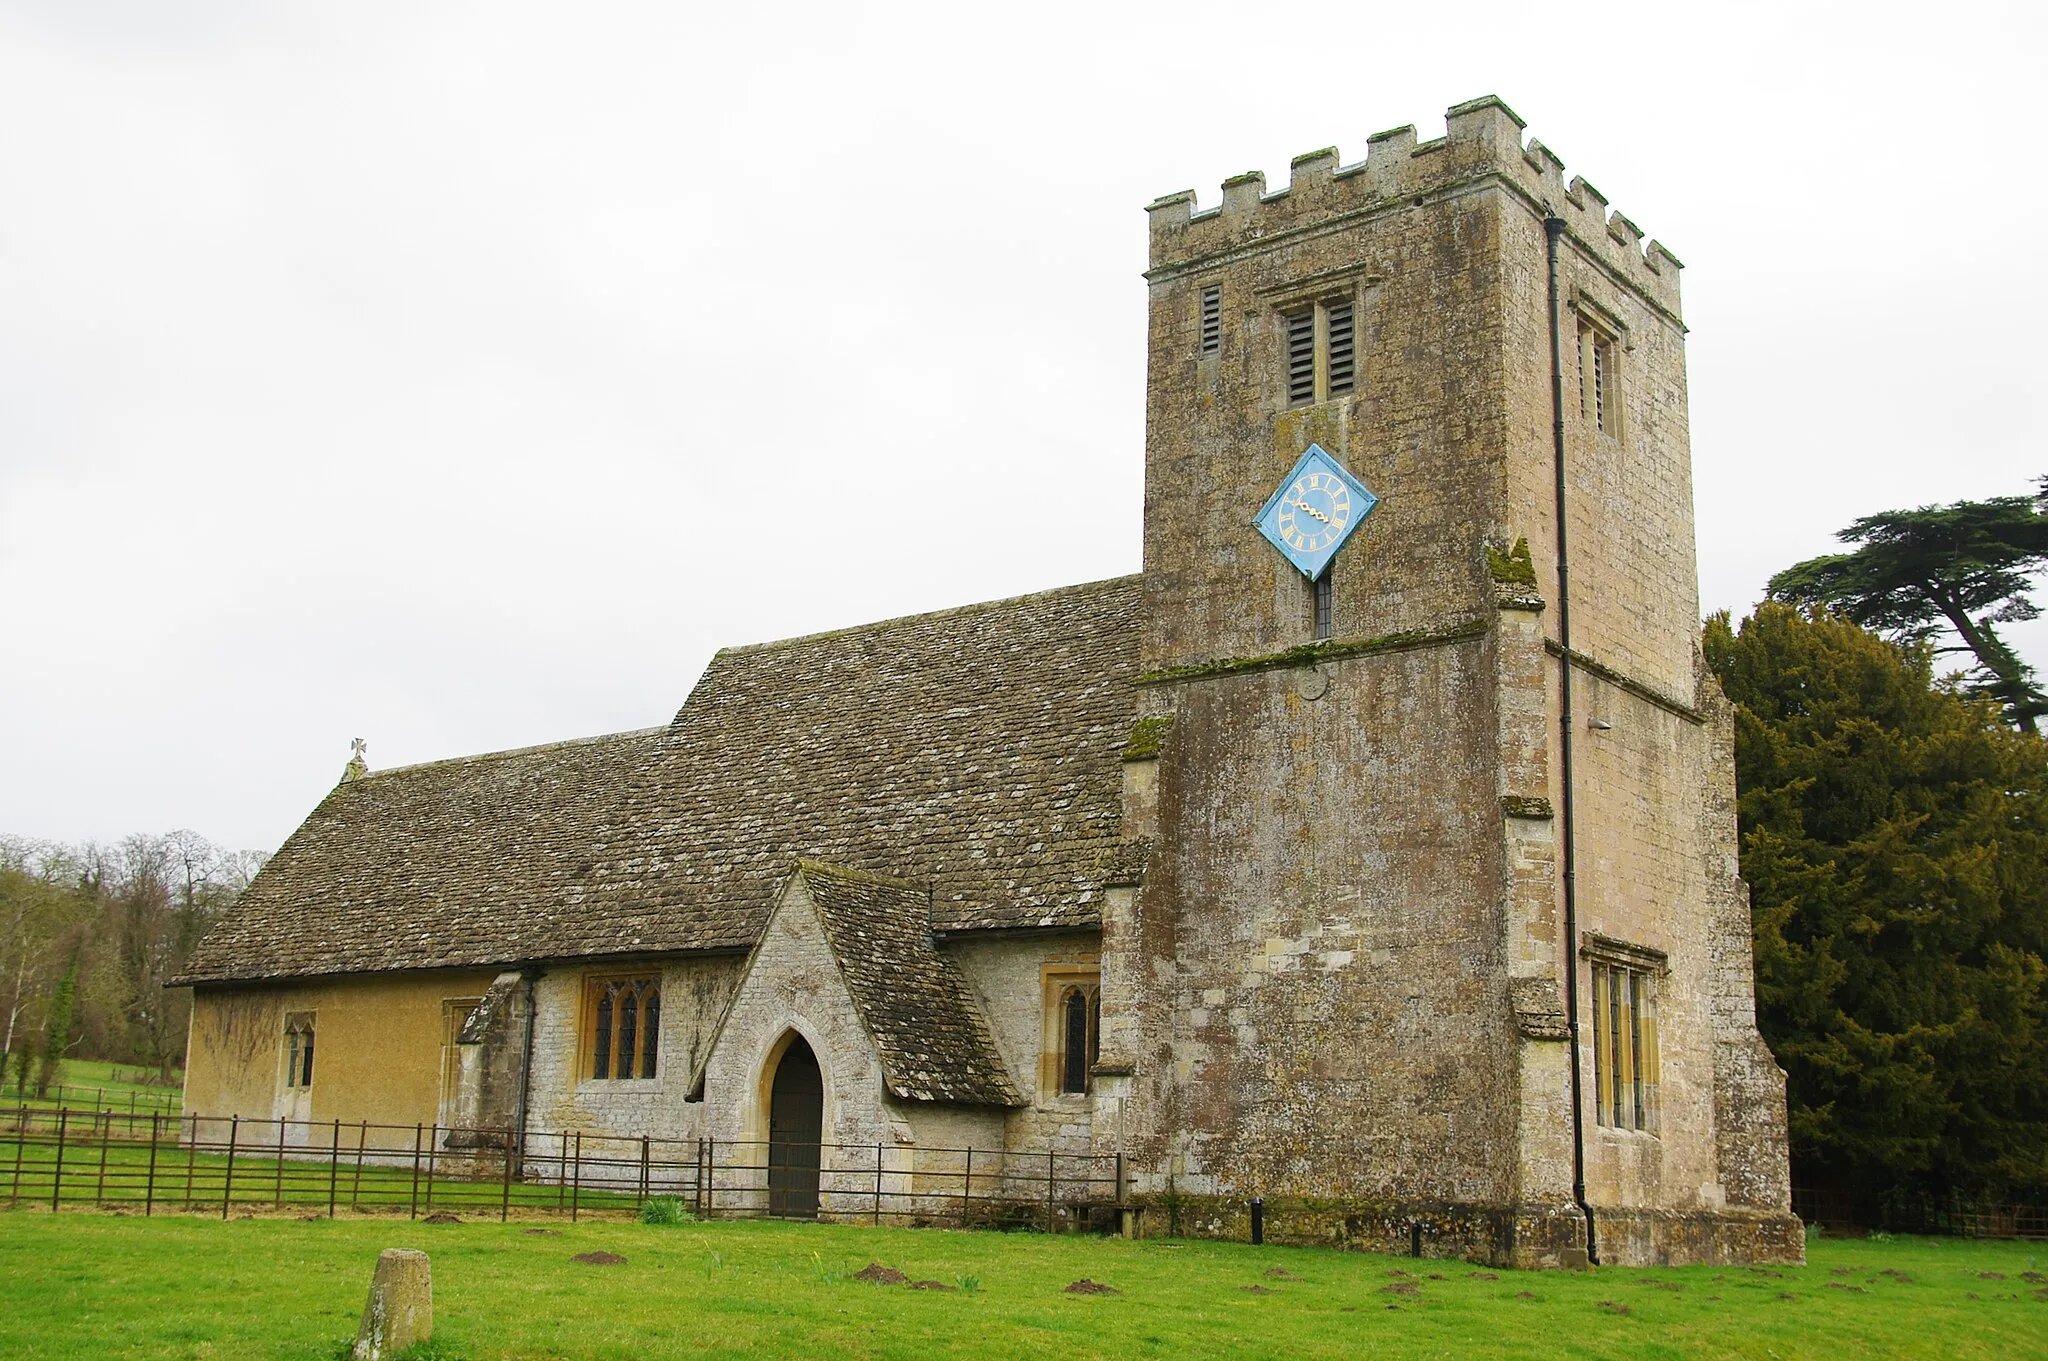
1591,1205,1805,1266
1123,1193,1801,1269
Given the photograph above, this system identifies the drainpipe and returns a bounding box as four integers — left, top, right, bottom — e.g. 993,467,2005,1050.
1544,213,1597,1266
512,967,542,1177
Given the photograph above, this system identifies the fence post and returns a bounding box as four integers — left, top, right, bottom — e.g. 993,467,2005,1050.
424,1123,439,1214
328,1119,342,1218
558,1131,570,1214
273,1117,287,1209
351,1121,368,1210
1115,1152,1124,1207
1045,1148,1056,1235
94,1110,112,1207
961,1147,973,1225
145,1111,161,1217
50,1108,68,1213
407,1124,423,1219
639,1136,650,1206
183,1114,198,1210
570,1133,582,1223
222,1114,239,1219
874,1142,884,1226
11,1106,28,1205
500,1125,514,1222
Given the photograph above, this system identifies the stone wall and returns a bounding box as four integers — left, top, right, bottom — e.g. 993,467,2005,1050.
183,969,502,1150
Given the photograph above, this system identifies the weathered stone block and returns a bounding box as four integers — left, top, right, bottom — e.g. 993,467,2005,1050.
352,1248,431,1361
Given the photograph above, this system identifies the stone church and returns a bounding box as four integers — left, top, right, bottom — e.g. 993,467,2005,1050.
176,96,1801,1266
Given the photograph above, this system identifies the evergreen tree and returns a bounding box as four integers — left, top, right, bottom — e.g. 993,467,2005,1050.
1766,483,2048,731
34,952,78,1098
1705,603,2048,1205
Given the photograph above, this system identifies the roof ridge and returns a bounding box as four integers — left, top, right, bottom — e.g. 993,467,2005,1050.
794,859,928,894
711,574,1141,659
364,725,670,779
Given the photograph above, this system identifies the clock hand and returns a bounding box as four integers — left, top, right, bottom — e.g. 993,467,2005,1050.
1288,499,1331,524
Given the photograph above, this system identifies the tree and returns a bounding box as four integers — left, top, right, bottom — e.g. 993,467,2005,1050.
1766,482,2048,732
1705,603,2048,1206
34,952,79,1097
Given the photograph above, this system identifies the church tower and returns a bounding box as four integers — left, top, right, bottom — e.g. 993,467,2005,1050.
1100,97,1799,1266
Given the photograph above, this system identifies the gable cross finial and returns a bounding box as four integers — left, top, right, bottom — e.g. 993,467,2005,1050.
342,737,369,783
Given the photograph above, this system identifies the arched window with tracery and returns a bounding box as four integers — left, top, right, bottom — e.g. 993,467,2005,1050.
586,976,661,1080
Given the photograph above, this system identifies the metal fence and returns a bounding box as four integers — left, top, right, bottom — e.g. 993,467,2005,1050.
1792,1186,2048,1240
11,1083,182,1114
0,1106,1125,1230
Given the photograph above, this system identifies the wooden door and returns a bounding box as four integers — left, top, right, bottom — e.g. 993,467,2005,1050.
766,1036,823,1218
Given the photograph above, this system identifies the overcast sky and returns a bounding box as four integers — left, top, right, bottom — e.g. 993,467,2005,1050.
3,0,2042,855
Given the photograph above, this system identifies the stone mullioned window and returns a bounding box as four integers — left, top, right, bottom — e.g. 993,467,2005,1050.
1586,942,1662,1134
585,975,661,1081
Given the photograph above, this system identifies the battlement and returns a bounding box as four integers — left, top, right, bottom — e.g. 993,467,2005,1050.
1146,96,1682,314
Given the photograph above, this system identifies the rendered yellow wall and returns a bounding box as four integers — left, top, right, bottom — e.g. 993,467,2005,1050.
184,972,502,1145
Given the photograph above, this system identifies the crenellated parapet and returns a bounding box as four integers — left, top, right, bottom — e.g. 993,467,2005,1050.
1146,95,1682,314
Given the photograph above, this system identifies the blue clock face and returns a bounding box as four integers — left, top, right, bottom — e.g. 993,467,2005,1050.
1254,444,1378,580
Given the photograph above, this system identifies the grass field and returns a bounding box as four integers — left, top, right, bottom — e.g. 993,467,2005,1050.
6,1058,183,1114
0,1210,2042,1360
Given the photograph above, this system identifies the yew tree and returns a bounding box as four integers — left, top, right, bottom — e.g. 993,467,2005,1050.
1705,603,2048,1205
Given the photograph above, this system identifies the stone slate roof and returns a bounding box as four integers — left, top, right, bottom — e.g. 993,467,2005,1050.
177,576,1142,985
802,861,1022,1106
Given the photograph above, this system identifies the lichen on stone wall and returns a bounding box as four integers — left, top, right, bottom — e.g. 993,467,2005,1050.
1120,715,1175,761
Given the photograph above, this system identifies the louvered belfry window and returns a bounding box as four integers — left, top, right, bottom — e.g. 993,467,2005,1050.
1578,320,1618,436
1199,285,1223,356
1285,309,1316,404
587,976,661,1080
1283,296,1360,407
1325,302,1355,395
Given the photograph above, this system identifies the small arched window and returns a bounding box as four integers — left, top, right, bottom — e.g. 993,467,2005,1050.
283,1013,316,1089
1060,985,1100,1095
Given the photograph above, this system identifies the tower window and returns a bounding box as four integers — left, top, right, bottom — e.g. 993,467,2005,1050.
1589,958,1659,1132
1577,322,1618,435
1199,285,1222,356
1285,309,1316,404
1325,303,1355,395
1281,296,1361,407
586,975,661,1080
1313,571,1333,640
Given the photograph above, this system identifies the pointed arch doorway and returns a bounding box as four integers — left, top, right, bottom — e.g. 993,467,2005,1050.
766,1033,823,1218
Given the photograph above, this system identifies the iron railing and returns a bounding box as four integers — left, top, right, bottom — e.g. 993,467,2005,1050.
0,1106,1125,1229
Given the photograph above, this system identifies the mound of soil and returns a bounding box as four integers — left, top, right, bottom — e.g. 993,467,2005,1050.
853,1263,908,1284
572,1251,626,1266
1261,1268,1298,1280
1379,1281,1418,1295
908,1280,957,1292
423,1213,462,1225
1064,1279,1120,1295
1467,1272,1499,1281
1239,1285,1274,1294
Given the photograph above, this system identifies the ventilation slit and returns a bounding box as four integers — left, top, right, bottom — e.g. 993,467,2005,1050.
1325,303,1355,395
1285,310,1315,404
1199,285,1222,356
